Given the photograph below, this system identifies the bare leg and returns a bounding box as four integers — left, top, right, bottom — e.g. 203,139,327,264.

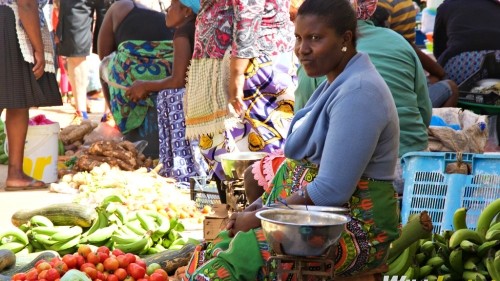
442,80,459,108
4,108,45,188
244,165,265,204
67,56,89,115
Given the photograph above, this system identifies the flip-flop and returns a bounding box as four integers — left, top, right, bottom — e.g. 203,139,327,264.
4,180,49,191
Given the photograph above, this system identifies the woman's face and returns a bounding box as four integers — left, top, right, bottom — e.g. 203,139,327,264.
165,0,187,28
294,14,348,82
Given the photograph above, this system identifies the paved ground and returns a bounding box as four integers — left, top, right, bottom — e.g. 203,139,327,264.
0,101,105,230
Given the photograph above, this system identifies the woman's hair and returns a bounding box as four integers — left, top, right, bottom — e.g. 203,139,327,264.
297,0,357,45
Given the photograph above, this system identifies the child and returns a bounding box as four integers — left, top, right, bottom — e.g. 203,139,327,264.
125,0,206,182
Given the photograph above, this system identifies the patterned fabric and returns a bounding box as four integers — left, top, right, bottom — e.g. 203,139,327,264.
106,40,174,134
443,50,500,85
196,53,296,180
192,0,295,59
184,0,295,139
1,1,55,73
156,88,207,182
352,0,378,20
182,159,400,280
377,0,416,43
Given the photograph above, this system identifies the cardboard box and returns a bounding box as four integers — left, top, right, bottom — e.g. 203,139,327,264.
203,204,229,241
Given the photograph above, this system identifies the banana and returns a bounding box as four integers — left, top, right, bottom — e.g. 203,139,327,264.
0,241,26,253
453,207,468,231
125,219,148,236
81,225,117,244
442,230,454,241
484,254,500,281
476,198,500,240
418,265,433,279
464,256,479,271
459,239,479,253
433,232,447,245
462,271,487,281
139,237,154,255
34,234,58,246
420,240,436,255
29,215,54,227
114,236,152,254
449,228,483,249
100,194,125,208
485,229,500,241
449,248,464,274
494,254,500,280
426,275,438,281
440,273,453,281
30,226,61,236
0,227,29,245
29,238,45,251
18,223,30,232
426,256,445,268
82,209,106,237
136,211,158,232
415,252,427,265
162,238,172,249
110,232,142,244
489,221,500,232
113,205,129,224
385,243,416,277
51,226,83,241
49,235,81,252
403,263,419,279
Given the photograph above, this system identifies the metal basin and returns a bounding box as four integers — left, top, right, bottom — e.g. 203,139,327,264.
256,209,350,257
219,152,267,180
265,203,349,214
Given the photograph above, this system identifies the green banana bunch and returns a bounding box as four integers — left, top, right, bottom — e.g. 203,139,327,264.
29,215,54,227
29,225,82,254
114,234,153,255
476,198,500,240
453,207,468,231
0,227,29,246
384,241,418,277
81,207,109,238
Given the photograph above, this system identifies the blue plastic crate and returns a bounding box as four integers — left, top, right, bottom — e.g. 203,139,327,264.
401,152,500,233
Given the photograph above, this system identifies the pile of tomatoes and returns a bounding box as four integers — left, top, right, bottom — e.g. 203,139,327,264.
10,245,169,281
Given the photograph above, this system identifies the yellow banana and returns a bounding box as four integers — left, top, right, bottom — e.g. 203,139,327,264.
452,207,468,231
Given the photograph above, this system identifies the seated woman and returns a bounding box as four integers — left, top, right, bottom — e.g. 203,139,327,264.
433,0,500,85
179,0,401,279
97,0,175,158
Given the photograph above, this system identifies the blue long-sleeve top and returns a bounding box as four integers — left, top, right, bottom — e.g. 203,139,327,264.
284,53,400,206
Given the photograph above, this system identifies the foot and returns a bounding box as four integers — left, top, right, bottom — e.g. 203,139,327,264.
5,176,47,191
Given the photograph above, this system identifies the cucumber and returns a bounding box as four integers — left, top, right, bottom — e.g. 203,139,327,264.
11,203,96,228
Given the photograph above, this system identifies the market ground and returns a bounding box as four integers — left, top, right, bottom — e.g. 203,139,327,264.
0,100,107,230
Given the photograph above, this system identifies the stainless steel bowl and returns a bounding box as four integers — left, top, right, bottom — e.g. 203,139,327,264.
256,209,350,257
219,152,267,180
265,203,349,214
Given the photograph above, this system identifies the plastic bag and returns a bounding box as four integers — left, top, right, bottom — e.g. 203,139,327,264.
83,122,123,145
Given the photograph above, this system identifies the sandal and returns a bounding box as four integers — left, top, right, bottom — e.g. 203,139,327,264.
5,179,48,191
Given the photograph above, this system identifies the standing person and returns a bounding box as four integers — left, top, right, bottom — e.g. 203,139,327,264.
182,0,297,181
125,0,207,182
377,0,417,43
98,0,175,158
0,0,62,191
433,0,500,85
55,0,91,122
179,0,400,279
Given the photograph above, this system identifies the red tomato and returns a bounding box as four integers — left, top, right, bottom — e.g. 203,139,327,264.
134,259,146,270
97,246,111,255
38,270,48,280
25,269,38,281
11,273,27,281
98,252,110,263
107,274,119,281
153,269,168,280
104,257,120,272
113,268,127,281
74,254,86,269
124,254,136,264
78,245,92,258
149,272,166,281
53,261,68,275
116,255,130,269
87,252,101,265
127,263,146,280
34,260,47,268
96,262,105,272
80,262,96,272
36,262,52,273
111,249,125,257
46,268,60,281
62,254,77,269
97,271,106,281
83,267,98,280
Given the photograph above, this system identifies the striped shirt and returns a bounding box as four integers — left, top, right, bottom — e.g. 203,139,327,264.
377,0,417,43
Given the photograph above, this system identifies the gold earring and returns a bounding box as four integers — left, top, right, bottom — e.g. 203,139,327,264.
341,46,347,52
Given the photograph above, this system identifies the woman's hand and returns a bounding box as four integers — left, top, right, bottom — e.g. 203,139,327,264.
228,72,245,115
226,210,261,237
244,197,263,212
125,80,149,102
32,49,45,80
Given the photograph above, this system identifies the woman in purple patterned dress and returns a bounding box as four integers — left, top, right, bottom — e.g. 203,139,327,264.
183,0,297,181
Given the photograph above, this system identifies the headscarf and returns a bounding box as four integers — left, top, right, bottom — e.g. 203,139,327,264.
351,0,378,20
180,0,200,14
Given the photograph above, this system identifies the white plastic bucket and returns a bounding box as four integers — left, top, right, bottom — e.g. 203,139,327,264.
5,123,60,183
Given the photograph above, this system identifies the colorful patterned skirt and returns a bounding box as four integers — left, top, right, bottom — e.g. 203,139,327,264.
197,53,296,180
443,50,500,85
183,159,401,280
